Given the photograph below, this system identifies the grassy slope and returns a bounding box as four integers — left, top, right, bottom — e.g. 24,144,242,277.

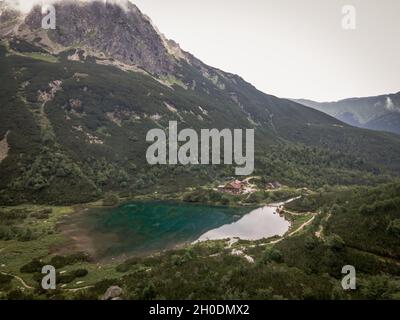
1,42,400,205
1,182,399,300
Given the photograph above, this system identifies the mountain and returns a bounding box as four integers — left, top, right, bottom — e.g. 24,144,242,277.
1,0,400,204
294,93,400,135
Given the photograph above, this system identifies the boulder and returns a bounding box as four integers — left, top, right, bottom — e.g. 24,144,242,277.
101,286,123,300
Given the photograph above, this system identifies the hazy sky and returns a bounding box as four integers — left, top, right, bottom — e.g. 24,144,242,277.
133,0,400,102
4,0,400,101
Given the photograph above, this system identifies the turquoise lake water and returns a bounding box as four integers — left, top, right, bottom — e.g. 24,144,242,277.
67,202,249,258
62,201,289,259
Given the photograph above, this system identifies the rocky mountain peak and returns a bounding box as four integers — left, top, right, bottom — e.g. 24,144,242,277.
2,0,184,75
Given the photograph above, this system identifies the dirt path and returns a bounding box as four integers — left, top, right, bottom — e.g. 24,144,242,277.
245,214,316,249
0,271,34,290
315,213,331,239
1,271,94,292
266,215,316,245
282,209,313,216
63,285,94,292
287,216,315,237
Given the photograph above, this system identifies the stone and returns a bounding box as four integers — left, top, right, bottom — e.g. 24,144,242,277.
101,286,123,300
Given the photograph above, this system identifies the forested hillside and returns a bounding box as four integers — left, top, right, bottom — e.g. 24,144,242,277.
294,93,400,135
0,0,400,206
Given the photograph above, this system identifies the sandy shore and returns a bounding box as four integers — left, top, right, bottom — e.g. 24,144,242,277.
53,206,97,257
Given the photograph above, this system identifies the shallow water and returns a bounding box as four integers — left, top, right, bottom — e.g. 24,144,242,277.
62,201,289,259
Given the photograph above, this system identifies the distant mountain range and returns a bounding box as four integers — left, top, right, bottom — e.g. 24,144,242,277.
1,0,400,204
293,92,400,135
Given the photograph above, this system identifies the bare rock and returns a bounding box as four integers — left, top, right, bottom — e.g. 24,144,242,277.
101,286,123,300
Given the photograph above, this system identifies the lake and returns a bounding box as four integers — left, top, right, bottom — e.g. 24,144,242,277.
197,205,290,242
60,201,290,260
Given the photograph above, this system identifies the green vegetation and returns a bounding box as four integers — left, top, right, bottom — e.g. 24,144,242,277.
1,41,400,206
181,187,302,207
0,274,13,291
75,182,400,300
0,183,399,300
0,207,49,241
1,26,400,301
102,192,119,207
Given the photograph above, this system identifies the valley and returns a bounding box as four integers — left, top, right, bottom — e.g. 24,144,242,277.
294,94,400,135
1,181,399,300
0,0,399,301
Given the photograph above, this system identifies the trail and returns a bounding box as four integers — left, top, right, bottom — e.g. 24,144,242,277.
315,213,331,239
0,271,94,292
287,216,315,237
0,271,34,289
63,285,94,292
282,209,313,216
266,215,316,245
243,214,316,250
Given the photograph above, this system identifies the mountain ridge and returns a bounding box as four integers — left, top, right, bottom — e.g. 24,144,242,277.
1,0,400,204
293,92,400,135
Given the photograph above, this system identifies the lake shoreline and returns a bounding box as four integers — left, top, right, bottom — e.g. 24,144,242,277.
195,197,300,243
55,198,301,262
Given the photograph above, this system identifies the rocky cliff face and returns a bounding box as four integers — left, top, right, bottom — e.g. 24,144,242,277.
0,1,259,94
0,2,21,28
23,0,176,75
1,0,400,205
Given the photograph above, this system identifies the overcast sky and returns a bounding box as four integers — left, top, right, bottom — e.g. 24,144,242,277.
4,0,400,101
134,0,400,102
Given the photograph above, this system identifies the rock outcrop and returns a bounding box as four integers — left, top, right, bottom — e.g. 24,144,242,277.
23,0,176,75
101,285,123,300
0,131,10,163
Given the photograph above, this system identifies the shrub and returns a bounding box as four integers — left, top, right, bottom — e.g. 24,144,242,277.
58,273,76,284
103,193,119,206
387,219,400,238
220,197,230,206
116,258,139,273
208,191,222,202
0,274,13,290
325,234,345,251
18,228,36,241
360,275,400,300
305,236,319,250
262,248,283,263
7,289,34,300
31,209,52,219
49,256,68,268
244,192,261,204
50,253,90,268
0,226,15,240
0,209,28,221
20,259,44,274
74,269,89,278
